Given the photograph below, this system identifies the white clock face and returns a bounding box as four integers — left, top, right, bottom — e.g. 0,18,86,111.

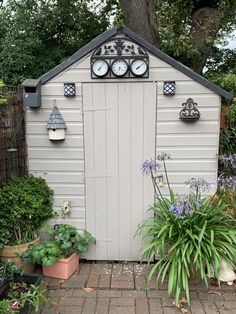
131,59,148,77
92,59,109,77
111,59,128,77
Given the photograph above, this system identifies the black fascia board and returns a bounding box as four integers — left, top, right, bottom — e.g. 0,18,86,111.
122,26,232,100
39,25,232,100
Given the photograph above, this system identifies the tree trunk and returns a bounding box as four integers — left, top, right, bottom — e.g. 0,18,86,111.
190,6,226,74
119,0,160,47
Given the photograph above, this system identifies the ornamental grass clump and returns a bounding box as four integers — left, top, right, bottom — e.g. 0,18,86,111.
136,154,236,306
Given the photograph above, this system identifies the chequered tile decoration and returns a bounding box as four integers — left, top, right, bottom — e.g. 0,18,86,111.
163,81,175,95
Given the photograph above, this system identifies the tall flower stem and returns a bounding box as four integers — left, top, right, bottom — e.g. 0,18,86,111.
151,171,167,205
162,159,171,196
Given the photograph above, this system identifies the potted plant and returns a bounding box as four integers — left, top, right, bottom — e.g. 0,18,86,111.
0,175,54,271
0,262,49,313
136,154,236,306
21,224,95,279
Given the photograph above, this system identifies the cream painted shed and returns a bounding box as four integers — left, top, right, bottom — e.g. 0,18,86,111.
23,26,232,261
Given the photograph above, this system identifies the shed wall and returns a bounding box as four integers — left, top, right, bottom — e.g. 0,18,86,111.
26,50,221,229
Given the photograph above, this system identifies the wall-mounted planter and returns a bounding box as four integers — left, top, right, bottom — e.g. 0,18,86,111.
179,98,200,122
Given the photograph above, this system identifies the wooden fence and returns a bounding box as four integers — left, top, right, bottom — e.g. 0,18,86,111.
0,87,27,186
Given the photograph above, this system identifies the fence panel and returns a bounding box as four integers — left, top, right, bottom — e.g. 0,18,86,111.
0,87,27,186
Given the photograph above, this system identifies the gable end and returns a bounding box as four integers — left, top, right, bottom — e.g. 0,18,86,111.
38,26,232,100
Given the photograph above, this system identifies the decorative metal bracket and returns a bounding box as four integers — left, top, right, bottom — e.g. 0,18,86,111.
179,98,200,121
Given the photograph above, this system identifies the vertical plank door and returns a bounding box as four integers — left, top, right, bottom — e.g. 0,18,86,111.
83,82,156,260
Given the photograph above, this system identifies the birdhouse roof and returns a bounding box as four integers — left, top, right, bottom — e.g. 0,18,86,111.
47,106,66,129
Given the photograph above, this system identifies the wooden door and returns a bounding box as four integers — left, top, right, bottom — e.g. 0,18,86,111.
83,82,156,260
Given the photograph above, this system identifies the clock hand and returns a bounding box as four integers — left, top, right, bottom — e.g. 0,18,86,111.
98,64,104,71
136,62,145,70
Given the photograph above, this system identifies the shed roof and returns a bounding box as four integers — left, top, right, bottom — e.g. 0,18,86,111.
47,106,66,129
36,26,232,100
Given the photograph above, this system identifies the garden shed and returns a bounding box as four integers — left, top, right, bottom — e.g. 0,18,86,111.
23,26,232,261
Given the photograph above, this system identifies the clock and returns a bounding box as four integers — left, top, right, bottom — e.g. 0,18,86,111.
130,59,148,77
111,59,129,77
92,59,109,77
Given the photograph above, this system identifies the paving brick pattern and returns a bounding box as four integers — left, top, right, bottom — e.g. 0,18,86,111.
41,261,236,314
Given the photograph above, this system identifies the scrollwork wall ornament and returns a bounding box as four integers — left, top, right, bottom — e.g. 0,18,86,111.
179,98,200,121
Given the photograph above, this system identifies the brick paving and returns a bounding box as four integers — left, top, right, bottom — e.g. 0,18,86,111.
40,261,236,314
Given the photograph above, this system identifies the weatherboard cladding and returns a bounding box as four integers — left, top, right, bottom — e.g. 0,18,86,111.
25,25,225,259
47,106,66,129
37,26,232,100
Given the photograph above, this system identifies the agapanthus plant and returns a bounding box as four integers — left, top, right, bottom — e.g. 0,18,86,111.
217,173,236,218
219,154,236,175
136,155,236,306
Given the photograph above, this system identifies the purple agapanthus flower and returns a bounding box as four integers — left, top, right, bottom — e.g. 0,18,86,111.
217,173,236,192
169,194,200,219
219,154,236,170
141,159,161,175
185,178,211,193
169,204,183,217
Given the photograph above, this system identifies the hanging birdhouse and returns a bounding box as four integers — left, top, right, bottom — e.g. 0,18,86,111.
47,106,66,141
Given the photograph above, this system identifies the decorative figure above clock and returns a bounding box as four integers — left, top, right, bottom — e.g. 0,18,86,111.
91,38,149,79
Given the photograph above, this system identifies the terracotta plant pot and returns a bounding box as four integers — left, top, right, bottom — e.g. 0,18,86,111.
0,237,40,272
42,253,79,280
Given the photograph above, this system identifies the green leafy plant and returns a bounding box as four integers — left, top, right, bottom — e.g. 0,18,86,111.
0,283,49,313
136,156,236,306
21,224,95,267
219,101,236,156
0,175,54,246
0,262,49,314
0,80,7,105
0,262,23,282
217,155,236,218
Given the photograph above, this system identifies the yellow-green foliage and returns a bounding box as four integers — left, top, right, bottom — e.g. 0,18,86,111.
0,80,7,105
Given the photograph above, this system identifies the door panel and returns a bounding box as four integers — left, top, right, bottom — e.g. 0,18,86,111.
83,82,156,260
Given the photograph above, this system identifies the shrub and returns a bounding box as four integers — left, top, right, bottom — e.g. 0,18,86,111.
0,175,54,246
219,101,236,156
